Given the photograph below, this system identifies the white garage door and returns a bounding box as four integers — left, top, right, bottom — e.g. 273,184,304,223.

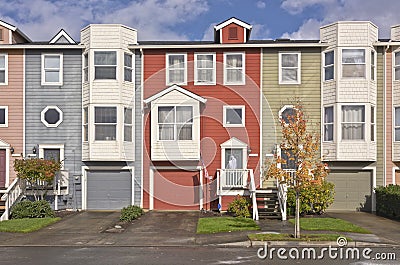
328,170,372,212
87,170,132,210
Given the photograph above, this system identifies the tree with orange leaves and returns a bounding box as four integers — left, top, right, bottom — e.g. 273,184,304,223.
266,102,329,238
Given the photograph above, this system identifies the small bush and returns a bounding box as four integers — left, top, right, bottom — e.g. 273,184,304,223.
120,205,144,222
376,185,400,220
227,195,251,218
287,181,335,215
11,200,55,219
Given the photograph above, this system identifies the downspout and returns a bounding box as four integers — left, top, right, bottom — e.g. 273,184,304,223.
383,43,390,186
140,48,144,208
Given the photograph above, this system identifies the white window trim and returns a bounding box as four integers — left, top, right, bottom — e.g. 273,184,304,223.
279,52,301,85
220,138,248,170
0,106,8,127
0,53,8,85
124,52,134,83
340,104,366,142
394,106,400,142
194,52,216,85
93,50,118,81
371,50,376,81
166,53,187,86
223,52,245,85
94,106,118,141
223,105,245,127
82,53,89,83
124,107,133,142
157,105,194,141
393,50,400,81
38,144,65,170
371,105,376,142
323,105,334,142
340,48,366,79
82,107,88,142
41,53,63,86
323,50,334,82
40,106,63,128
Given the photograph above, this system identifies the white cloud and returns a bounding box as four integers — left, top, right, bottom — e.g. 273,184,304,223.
0,0,209,41
201,23,216,41
251,24,271,39
281,0,400,39
256,1,266,9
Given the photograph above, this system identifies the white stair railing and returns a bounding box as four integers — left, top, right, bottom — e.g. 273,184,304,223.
249,169,259,220
1,178,24,221
276,178,288,221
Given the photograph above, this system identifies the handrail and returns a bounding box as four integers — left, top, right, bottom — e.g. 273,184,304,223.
249,169,258,220
276,178,288,221
1,178,24,221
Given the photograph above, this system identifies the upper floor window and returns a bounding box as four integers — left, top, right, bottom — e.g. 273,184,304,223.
371,50,376,81
94,51,116,80
124,107,133,142
124,53,133,82
224,52,245,85
279,52,301,84
83,53,88,82
342,49,365,78
395,107,400,141
324,106,334,142
223,105,245,127
94,107,117,141
324,51,334,81
341,105,365,140
158,106,192,141
42,54,63,85
0,54,7,85
194,53,216,85
0,106,8,127
166,54,186,85
394,52,400,81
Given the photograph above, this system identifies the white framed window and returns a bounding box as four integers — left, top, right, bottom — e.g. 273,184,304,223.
371,105,375,142
124,53,133,82
279,52,301,84
124,107,133,142
341,105,365,140
94,51,117,80
166,53,187,85
41,106,63,128
194,53,216,85
158,106,193,141
0,53,8,85
94,106,117,141
0,106,8,127
324,50,334,81
83,107,88,142
342,49,365,78
223,105,245,127
224,52,245,85
83,53,88,82
324,106,334,142
394,52,400,81
41,54,63,85
38,144,65,169
395,107,400,141
371,50,376,81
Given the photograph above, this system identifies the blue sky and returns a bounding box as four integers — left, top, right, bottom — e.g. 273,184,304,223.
1,0,400,42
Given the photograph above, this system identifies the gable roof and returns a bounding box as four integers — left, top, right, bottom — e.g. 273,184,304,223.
144,84,207,104
220,137,248,148
214,17,252,31
0,19,31,42
0,138,10,147
49,29,76,44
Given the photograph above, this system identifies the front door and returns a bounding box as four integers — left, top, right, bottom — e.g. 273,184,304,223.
0,150,6,187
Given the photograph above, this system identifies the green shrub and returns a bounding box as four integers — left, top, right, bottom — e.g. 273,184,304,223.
11,200,55,219
375,185,400,220
227,195,251,218
287,181,335,215
120,205,144,222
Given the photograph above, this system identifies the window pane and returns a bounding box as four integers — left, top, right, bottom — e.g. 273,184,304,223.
395,108,400,126
396,128,400,141
169,69,184,83
44,149,60,161
84,54,88,67
178,124,192,140
282,54,298,67
0,71,5,83
325,66,334,80
45,71,59,82
197,69,213,82
226,54,242,68
281,149,296,170
124,126,132,142
176,106,192,123
0,56,5,68
226,108,242,124
225,149,243,169
169,55,184,69
395,52,400,66
342,106,365,122
95,125,116,140
197,55,213,68
342,64,365,78
226,69,242,83
124,69,132,82
0,109,5,124
44,109,60,124
282,108,296,124
395,68,400,81
159,124,174,140
95,66,116,79
342,49,365,63
282,69,298,82
95,107,117,123
124,53,132,67
342,124,364,140
325,51,334,66
158,107,174,123
124,108,132,124
83,125,88,141
94,51,116,65
324,107,333,123
45,56,60,68
324,124,333,141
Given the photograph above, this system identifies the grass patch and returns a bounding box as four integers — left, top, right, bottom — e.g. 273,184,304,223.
288,218,371,234
197,217,260,234
0,218,60,233
248,233,351,242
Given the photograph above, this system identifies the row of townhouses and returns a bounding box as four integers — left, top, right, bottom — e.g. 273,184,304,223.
1,17,400,219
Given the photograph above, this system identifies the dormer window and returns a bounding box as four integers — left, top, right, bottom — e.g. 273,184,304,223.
228,27,238,40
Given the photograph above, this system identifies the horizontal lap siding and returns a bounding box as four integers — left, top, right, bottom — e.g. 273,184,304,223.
134,50,142,205
376,47,384,187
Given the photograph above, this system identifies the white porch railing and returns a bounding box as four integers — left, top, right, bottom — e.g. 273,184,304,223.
276,178,288,221
217,169,249,189
0,178,24,221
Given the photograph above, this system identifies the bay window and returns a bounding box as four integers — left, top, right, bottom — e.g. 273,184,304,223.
341,105,365,140
94,51,116,80
324,106,334,141
94,107,117,140
342,49,365,78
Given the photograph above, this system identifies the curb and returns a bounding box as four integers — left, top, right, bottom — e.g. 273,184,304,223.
248,240,400,248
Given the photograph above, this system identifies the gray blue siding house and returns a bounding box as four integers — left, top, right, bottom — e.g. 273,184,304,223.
24,30,83,209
